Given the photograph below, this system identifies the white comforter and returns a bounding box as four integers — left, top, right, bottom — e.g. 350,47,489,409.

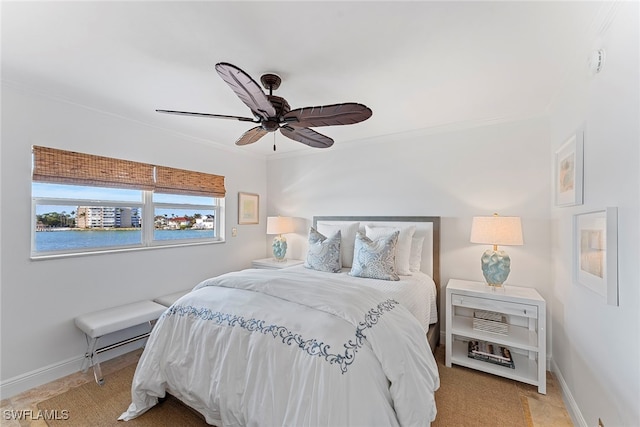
120,267,440,426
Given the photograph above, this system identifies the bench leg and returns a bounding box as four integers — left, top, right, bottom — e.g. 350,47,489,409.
82,320,158,386
83,335,105,386
92,361,105,386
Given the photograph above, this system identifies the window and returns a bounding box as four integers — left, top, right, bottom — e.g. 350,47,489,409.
33,183,145,253
152,192,219,242
31,146,225,257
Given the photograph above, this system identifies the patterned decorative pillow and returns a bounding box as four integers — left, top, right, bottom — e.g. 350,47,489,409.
304,227,342,273
349,231,400,281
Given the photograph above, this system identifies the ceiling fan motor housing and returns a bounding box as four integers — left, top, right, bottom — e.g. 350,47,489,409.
260,95,290,131
261,119,280,132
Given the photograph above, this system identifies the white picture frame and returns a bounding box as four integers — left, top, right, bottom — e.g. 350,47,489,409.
555,128,584,207
574,207,618,306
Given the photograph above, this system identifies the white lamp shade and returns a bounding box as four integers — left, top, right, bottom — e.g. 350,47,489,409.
470,215,523,246
266,216,294,235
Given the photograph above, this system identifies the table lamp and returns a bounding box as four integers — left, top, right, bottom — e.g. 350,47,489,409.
266,216,294,261
470,213,523,286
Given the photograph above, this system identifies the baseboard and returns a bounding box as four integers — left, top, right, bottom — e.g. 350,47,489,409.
550,358,587,427
0,355,84,400
0,340,143,400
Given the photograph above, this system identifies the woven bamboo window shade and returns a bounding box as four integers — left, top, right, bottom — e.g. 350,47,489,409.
155,166,225,198
32,146,226,197
32,146,155,190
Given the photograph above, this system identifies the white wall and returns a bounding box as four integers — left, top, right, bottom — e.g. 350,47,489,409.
266,117,553,341
267,6,640,425
0,84,269,395
548,3,640,426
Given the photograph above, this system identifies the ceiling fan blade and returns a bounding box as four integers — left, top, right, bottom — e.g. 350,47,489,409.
280,126,334,148
156,109,257,122
283,103,372,128
236,126,269,146
215,62,276,120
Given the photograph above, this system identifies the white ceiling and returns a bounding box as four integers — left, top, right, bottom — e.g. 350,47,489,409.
2,1,609,156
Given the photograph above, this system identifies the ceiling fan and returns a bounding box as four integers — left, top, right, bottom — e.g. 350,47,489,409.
156,62,373,150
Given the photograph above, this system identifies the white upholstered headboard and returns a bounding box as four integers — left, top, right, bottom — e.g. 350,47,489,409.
312,216,441,288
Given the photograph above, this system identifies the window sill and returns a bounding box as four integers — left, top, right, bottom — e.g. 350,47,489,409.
30,239,226,261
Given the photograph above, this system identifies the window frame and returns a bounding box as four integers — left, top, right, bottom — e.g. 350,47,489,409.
147,192,222,248
31,146,227,259
31,189,224,259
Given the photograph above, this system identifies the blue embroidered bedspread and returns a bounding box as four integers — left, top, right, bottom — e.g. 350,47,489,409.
120,268,439,426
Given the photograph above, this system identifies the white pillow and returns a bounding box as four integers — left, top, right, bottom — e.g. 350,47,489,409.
316,222,360,268
409,235,425,273
349,231,400,281
365,225,416,275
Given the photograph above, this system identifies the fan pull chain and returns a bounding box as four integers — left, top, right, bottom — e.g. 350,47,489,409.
273,132,276,151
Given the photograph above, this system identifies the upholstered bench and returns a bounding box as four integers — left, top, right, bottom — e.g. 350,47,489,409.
153,289,191,307
75,300,167,385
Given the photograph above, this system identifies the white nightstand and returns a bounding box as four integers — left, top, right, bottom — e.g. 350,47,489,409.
445,278,547,394
252,258,304,270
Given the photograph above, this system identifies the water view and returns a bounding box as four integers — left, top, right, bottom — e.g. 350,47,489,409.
35,229,215,252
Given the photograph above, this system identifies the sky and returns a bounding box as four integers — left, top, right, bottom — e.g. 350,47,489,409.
33,183,215,217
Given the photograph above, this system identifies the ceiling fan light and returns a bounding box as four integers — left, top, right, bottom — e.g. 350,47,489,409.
261,120,280,132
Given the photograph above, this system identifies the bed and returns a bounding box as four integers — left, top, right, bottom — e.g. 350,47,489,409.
120,216,441,426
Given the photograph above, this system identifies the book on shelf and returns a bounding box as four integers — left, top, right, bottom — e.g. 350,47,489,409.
473,310,509,335
467,340,515,369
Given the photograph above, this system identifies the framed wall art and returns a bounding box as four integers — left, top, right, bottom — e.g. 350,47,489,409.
238,192,259,225
555,128,584,207
574,207,618,306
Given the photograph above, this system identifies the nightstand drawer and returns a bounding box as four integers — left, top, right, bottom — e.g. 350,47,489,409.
451,294,538,318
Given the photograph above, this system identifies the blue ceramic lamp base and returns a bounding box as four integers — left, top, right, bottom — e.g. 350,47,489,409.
480,248,511,286
272,235,288,261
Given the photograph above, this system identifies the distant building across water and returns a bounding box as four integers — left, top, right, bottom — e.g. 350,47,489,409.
76,207,141,229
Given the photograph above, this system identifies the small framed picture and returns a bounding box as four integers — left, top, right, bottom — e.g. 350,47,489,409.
555,128,584,207
238,192,259,225
574,207,618,306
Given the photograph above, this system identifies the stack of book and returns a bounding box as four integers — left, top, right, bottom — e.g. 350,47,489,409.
473,310,509,335
467,340,515,369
